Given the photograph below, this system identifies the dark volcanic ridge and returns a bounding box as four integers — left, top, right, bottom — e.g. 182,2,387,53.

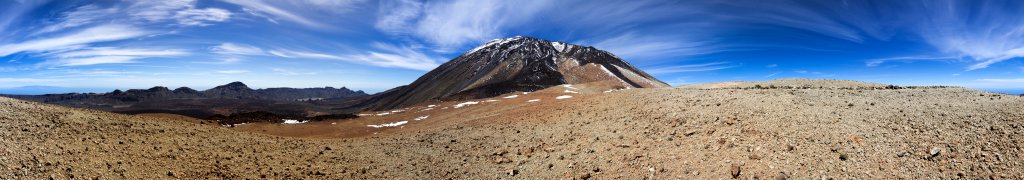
366,36,668,111
1,81,369,119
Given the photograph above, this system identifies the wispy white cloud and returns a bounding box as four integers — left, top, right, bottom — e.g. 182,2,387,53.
376,0,550,51
222,0,319,28
211,43,265,56
0,0,46,33
0,24,150,57
33,5,119,36
590,32,715,61
756,0,1022,70
646,62,737,74
765,72,781,77
55,47,189,58
173,8,231,26
205,43,266,64
269,42,443,71
272,68,317,76
375,0,422,35
32,47,188,67
910,1,1024,70
128,0,232,26
222,0,361,29
865,55,959,67
216,70,249,74
47,56,140,66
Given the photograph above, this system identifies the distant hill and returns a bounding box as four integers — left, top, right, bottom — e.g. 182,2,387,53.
1,81,369,118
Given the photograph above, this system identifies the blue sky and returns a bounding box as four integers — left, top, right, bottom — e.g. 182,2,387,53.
1,0,1023,94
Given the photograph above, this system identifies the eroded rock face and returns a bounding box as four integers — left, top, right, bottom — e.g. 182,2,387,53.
367,36,667,111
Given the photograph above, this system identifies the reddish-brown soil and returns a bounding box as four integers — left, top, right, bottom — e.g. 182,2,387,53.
2,79,1022,179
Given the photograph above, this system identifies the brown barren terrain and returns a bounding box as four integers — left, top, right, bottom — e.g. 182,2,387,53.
2,79,1022,179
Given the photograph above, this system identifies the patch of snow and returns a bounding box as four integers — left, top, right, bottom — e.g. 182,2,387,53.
282,119,307,124
413,115,429,121
484,99,499,102
419,108,434,111
522,92,529,95
562,84,578,89
556,95,573,99
527,99,541,102
551,42,566,52
427,105,436,108
467,37,523,54
441,107,449,109
503,95,519,99
367,121,408,128
467,40,500,54
357,113,371,116
453,101,479,108
331,122,337,125
375,112,391,116
564,90,579,94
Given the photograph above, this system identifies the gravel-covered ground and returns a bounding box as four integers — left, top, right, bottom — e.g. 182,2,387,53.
2,79,1022,179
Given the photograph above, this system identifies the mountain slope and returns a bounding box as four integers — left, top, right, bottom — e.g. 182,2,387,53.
367,36,667,110
5,79,1023,179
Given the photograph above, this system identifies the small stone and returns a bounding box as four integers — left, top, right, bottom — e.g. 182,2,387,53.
494,157,511,164
776,172,789,180
167,171,175,177
839,153,848,161
730,164,741,178
580,173,592,179
930,147,942,158
507,169,517,176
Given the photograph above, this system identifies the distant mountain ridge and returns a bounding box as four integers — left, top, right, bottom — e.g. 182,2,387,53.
365,36,668,111
2,81,369,118
8,81,367,102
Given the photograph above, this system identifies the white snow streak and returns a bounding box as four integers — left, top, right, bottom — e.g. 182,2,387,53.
282,119,307,124
413,115,429,121
453,101,479,108
503,95,519,99
367,121,408,128
527,99,540,102
555,95,573,99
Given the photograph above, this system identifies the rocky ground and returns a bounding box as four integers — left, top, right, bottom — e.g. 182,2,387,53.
1,79,1022,179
